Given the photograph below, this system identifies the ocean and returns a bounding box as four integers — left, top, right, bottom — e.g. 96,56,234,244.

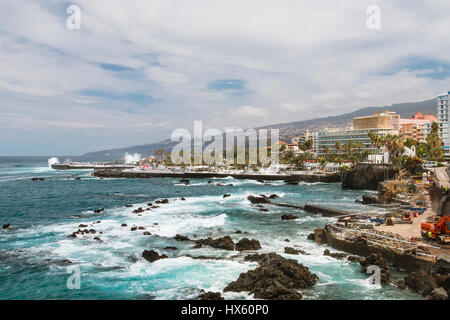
0,157,421,300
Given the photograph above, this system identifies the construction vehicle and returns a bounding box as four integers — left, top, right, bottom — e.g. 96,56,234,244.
421,216,450,244
402,212,413,224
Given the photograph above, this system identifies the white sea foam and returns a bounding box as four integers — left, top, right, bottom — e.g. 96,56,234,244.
48,157,59,167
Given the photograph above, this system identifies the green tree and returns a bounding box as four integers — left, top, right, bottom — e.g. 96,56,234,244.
426,122,444,161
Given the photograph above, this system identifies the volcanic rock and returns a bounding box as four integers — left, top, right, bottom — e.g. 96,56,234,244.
247,195,271,204
198,291,224,300
142,250,168,263
323,249,348,260
223,194,231,198
2,224,10,229
235,238,261,251
174,234,190,241
281,214,298,221
224,253,318,300
195,236,235,251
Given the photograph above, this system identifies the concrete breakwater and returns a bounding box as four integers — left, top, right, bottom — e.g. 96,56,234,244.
92,170,341,183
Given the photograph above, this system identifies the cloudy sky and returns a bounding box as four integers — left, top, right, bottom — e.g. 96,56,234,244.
1,0,450,155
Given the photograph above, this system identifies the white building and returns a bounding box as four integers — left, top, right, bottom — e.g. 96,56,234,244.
316,127,399,158
424,92,450,160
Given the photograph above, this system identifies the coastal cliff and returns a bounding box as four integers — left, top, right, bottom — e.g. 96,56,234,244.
341,163,397,190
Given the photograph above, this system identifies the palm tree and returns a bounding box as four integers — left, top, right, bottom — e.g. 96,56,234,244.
156,149,165,164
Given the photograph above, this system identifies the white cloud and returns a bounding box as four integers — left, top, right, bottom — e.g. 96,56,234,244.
1,0,450,154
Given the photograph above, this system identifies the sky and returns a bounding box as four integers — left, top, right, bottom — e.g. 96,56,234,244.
1,0,450,156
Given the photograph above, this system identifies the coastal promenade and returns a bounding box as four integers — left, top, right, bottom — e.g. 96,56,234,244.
92,169,342,183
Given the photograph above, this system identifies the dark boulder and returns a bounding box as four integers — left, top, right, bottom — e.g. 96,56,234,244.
195,236,235,251
94,208,104,214
404,271,436,295
125,204,133,207
247,195,271,204
323,249,347,260
224,253,318,300
223,194,231,198
78,224,88,228
235,238,261,251
2,224,10,229
361,194,379,204
174,234,190,241
347,256,363,263
281,214,298,221
284,247,301,255
198,291,224,300
164,246,178,250
155,199,169,204
142,250,168,263
268,194,279,199
307,233,315,241
121,224,127,227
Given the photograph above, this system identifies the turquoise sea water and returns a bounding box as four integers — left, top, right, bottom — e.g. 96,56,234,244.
0,157,422,300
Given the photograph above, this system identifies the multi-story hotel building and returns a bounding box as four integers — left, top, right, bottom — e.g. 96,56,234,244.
399,112,437,143
426,92,450,159
316,111,399,157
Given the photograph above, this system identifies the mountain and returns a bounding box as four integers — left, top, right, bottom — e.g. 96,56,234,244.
81,98,437,160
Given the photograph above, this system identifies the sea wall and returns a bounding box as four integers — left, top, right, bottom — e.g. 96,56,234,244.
92,170,341,183
320,229,434,272
341,163,397,190
303,204,350,217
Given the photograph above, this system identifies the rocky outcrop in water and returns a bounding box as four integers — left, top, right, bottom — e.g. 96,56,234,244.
281,214,298,221
247,195,271,204
323,249,347,260
2,224,10,229
142,250,168,263
198,291,224,300
402,255,450,299
194,236,235,251
235,238,261,251
174,234,190,241
341,164,397,190
284,247,308,255
224,253,318,300
355,194,379,204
